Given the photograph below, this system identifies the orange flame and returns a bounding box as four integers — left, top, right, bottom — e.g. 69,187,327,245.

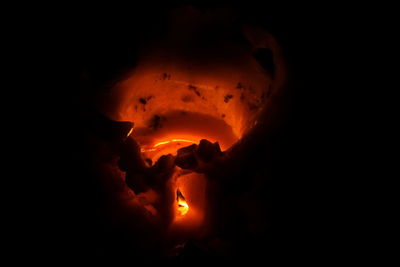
140,138,197,153
153,139,196,148
176,189,189,216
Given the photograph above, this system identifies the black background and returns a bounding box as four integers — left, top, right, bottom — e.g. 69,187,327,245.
20,1,350,264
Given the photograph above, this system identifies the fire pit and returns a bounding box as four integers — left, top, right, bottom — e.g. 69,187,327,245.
82,5,286,262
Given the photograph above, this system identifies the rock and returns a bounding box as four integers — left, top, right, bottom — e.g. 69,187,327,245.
152,154,175,175
85,111,134,141
118,136,147,172
125,172,148,193
197,139,222,162
148,154,176,190
175,144,198,169
175,140,226,174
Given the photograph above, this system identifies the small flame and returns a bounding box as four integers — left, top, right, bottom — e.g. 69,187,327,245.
176,189,189,216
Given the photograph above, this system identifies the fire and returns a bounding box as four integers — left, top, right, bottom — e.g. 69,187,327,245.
176,189,189,216
153,139,196,148
140,137,201,162
142,138,197,153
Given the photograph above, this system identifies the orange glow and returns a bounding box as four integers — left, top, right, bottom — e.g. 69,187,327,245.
91,9,287,247
141,138,197,154
140,136,201,163
166,170,208,241
104,47,274,145
100,24,284,242
126,127,133,137
154,139,196,148
176,189,189,216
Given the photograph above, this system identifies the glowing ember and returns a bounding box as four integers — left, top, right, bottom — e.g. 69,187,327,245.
139,138,200,163
126,127,133,137
140,139,197,153
176,189,189,216
154,139,196,148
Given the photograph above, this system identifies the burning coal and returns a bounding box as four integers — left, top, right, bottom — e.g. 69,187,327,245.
176,189,189,216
